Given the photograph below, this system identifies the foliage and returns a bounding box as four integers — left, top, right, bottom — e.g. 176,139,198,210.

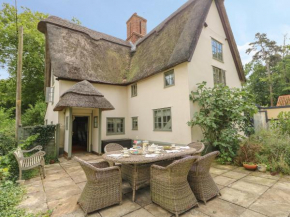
236,129,290,175
0,134,39,181
270,111,290,135
22,101,46,126
0,108,16,156
21,125,57,163
245,33,290,106
188,82,257,163
0,3,48,111
0,181,31,217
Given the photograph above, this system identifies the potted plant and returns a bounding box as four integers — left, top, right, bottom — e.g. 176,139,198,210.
243,162,257,170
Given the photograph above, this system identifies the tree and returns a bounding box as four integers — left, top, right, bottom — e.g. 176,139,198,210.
0,3,49,111
245,34,290,106
246,33,281,106
188,82,257,163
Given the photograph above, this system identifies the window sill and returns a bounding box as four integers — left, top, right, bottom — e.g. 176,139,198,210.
213,57,224,63
153,129,172,132
164,84,175,88
106,133,125,136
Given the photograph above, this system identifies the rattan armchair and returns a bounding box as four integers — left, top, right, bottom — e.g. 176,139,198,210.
150,156,199,217
188,151,220,204
13,145,46,180
74,157,122,215
188,142,205,156
104,143,123,153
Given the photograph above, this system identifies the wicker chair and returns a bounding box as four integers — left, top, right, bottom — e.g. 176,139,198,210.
74,157,122,215
13,146,46,180
150,156,199,217
188,142,205,156
188,151,220,204
104,143,123,153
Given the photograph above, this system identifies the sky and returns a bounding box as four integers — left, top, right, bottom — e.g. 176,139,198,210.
1,0,290,79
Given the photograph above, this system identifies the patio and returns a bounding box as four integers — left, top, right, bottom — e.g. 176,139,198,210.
19,153,290,217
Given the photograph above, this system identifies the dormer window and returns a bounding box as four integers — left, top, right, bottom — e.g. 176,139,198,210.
212,38,223,62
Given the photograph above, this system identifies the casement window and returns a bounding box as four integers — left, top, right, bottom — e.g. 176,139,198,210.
153,108,172,131
132,117,138,130
131,83,137,97
212,38,223,62
213,66,226,85
164,70,175,87
107,118,125,135
45,87,54,104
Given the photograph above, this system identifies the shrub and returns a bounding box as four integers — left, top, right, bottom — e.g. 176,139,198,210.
22,101,46,127
188,82,257,163
0,181,31,217
270,111,290,135
236,129,290,174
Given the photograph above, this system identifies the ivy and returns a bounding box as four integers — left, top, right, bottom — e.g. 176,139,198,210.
188,82,257,163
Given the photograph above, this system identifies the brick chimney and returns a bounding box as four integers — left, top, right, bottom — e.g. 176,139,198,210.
126,13,147,44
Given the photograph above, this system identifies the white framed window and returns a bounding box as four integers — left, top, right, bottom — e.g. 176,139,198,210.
212,38,223,62
153,108,172,131
213,66,226,85
45,87,54,104
131,83,137,97
107,118,125,135
132,117,138,130
164,70,175,87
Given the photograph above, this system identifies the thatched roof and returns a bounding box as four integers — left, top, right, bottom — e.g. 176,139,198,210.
54,80,114,111
38,0,245,86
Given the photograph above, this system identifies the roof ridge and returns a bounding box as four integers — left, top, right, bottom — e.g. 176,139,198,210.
38,16,131,47
135,0,196,46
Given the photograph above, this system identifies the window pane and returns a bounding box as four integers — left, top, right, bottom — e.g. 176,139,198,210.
153,108,171,131
212,39,223,61
164,70,174,87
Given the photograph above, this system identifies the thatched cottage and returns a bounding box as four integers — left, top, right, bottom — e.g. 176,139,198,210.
38,0,245,158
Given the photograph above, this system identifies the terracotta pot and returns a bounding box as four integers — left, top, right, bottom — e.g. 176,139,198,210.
50,159,55,164
243,163,257,170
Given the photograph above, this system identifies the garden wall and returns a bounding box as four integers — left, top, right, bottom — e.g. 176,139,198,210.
19,124,60,162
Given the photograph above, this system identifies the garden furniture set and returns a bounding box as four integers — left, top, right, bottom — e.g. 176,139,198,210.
76,142,220,217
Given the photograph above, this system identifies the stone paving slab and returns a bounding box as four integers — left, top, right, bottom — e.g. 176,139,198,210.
99,198,141,217
20,153,290,217
220,187,259,208
46,184,81,202
122,208,155,217
240,175,277,187
229,180,269,195
197,198,246,217
213,176,236,186
47,194,81,217
249,188,290,217
239,209,266,217
222,171,247,179
144,203,172,217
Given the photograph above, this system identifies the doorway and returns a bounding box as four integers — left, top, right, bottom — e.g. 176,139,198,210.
72,116,88,153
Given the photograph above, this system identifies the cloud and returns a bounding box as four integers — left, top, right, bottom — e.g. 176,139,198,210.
237,42,253,65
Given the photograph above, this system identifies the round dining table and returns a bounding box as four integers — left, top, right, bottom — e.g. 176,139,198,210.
102,147,197,201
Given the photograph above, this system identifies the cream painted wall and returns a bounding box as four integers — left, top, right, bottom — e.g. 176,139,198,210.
127,63,192,144
188,1,242,141
44,77,59,125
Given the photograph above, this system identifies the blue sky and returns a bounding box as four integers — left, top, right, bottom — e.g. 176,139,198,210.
1,0,290,79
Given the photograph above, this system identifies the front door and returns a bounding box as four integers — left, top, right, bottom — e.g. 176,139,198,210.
72,116,89,153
